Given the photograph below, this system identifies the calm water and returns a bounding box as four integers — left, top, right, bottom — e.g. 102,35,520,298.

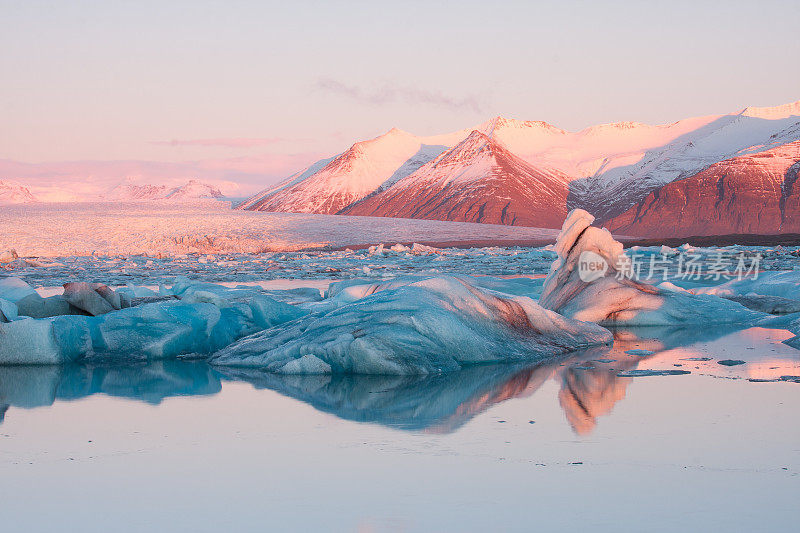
1,327,798,532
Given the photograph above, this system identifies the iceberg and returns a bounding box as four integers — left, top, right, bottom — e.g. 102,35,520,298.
210,276,612,375
0,279,306,365
538,210,763,326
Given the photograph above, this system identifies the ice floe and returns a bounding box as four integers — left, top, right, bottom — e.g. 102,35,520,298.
0,277,305,365
210,276,612,375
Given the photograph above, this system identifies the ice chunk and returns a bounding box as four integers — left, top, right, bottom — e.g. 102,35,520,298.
0,298,17,322
625,349,655,357
89,301,221,359
0,277,38,303
0,278,79,318
411,243,439,254
0,249,18,264
0,280,306,364
115,284,158,300
693,271,800,301
389,243,410,253
210,276,612,375
721,294,800,315
0,316,91,365
62,282,122,316
538,209,763,326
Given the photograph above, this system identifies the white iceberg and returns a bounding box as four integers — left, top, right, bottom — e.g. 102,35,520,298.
538,210,763,326
210,276,612,375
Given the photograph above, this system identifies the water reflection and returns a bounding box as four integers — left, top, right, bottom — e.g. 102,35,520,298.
1,325,796,434
0,360,221,421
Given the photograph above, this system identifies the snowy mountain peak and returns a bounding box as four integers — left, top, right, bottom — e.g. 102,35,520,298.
578,120,651,136
165,180,223,200
740,100,800,120
481,116,565,137
431,130,496,167
105,180,223,201
0,180,38,204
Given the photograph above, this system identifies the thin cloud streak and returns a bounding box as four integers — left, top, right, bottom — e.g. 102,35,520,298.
150,138,287,148
315,78,486,113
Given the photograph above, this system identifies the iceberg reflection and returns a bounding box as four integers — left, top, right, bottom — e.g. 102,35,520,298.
2,324,795,434
217,346,634,434
0,360,221,422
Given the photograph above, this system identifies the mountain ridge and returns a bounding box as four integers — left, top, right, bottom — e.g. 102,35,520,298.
238,99,800,236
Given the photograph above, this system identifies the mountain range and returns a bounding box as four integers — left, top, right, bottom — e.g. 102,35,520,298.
0,180,38,204
239,100,800,237
104,179,224,201
0,179,224,204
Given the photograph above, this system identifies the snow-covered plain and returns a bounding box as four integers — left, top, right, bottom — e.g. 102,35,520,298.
0,202,561,257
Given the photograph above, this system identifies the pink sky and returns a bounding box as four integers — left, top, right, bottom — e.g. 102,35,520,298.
1,0,798,197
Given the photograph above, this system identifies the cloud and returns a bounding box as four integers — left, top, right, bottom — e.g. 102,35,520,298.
150,138,286,148
315,78,486,113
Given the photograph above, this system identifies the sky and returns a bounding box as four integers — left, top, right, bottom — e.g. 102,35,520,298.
1,0,799,196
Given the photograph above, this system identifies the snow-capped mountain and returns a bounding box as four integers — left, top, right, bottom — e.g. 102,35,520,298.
0,180,38,204
239,100,800,235
240,128,470,214
105,180,223,201
342,131,571,227
105,183,171,201
605,141,800,237
163,180,224,200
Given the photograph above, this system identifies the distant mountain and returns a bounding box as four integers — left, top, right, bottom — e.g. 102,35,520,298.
342,131,571,227
605,141,800,237
240,128,467,214
238,100,800,236
106,183,171,201
105,180,223,201
163,180,224,200
0,180,38,204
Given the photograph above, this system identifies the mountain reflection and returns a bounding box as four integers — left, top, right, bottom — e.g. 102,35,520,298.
0,324,776,434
